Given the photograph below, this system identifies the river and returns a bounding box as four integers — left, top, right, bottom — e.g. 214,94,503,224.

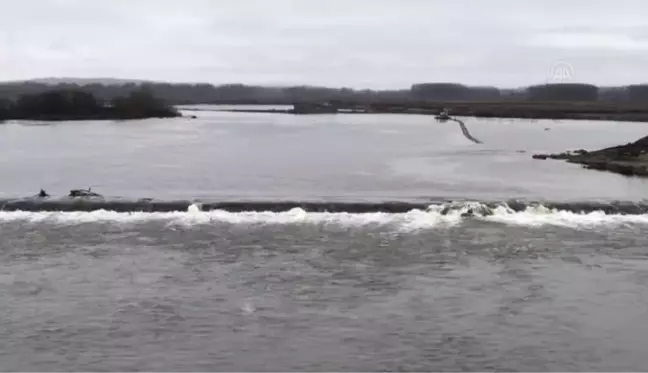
1,107,648,371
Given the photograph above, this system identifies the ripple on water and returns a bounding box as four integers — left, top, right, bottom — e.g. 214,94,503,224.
0,221,647,369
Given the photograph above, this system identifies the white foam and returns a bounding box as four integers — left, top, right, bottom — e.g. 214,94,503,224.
0,204,462,231
0,203,647,230
481,205,648,228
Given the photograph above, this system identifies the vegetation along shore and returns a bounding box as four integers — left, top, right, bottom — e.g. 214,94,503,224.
3,80,648,122
213,100,648,122
0,87,179,121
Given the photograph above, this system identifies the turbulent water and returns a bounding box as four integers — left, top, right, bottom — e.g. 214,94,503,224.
3,108,648,371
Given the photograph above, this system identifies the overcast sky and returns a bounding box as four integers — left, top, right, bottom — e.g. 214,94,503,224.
1,0,647,89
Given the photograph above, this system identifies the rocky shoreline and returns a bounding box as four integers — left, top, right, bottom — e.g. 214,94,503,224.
532,136,648,177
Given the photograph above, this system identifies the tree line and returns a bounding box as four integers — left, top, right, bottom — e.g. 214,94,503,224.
1,81,648,112
0,87,179,121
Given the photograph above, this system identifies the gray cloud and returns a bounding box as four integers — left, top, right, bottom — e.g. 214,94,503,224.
1,0,647,88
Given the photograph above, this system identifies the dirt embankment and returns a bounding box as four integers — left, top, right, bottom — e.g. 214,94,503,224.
533,136,648,177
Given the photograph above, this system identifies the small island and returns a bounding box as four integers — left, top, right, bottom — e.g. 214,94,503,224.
533,136,648,177
0,87,180,121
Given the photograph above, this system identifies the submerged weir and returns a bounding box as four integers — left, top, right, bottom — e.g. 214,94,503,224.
2,197,648,215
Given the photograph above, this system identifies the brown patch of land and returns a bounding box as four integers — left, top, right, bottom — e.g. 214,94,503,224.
427,101,648,122
213,101,648,122
533,136,648,177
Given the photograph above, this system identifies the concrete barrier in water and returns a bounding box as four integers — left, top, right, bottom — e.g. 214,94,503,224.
449,118,482,144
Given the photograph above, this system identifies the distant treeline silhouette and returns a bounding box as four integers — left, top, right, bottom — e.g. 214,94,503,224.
0,87,179,121
1,81,648,105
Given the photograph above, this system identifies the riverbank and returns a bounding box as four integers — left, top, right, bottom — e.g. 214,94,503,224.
0,89,180,122
205,101,648,122
533,136,648,177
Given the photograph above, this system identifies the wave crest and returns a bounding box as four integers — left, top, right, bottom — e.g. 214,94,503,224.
1,201,648,230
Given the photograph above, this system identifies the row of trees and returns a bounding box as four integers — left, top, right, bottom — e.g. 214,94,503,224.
0,82,414,105
1,81,648,107
0,87,179,121
411,83,648,103
410,83,502,101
